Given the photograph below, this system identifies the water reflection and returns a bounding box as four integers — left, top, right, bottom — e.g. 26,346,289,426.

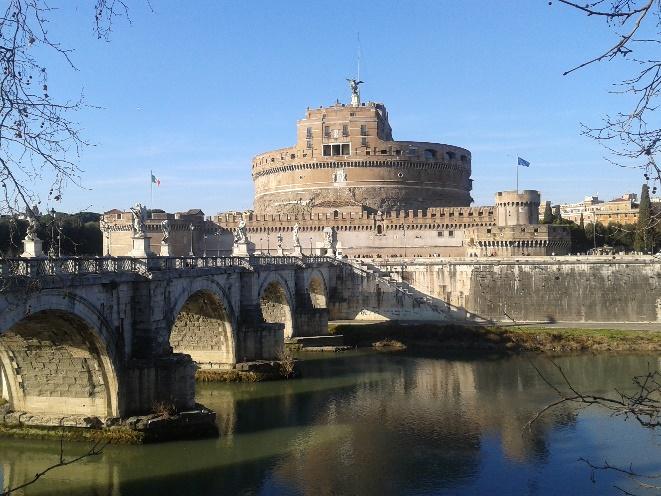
0,351,658,495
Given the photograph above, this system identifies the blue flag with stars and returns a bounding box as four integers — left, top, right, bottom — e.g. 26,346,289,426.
517,157,530,167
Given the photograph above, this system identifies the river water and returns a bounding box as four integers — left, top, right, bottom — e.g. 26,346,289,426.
1,350,659,495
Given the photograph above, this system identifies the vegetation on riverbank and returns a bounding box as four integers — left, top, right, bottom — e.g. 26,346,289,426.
328,322,661,353
0,425,145,444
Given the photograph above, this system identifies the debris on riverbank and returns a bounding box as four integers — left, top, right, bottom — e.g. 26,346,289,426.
328,322,661,353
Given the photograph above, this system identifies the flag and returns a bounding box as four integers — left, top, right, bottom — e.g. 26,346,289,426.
517,157,530,168
151,173,160,187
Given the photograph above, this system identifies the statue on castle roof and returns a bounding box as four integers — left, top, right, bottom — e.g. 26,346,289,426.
346,78,363,106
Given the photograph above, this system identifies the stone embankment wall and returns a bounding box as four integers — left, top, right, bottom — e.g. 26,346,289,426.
375,256,661,323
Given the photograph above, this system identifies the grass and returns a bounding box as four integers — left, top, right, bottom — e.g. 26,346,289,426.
0,424,145,444
329,321,661,353
195,369,275,383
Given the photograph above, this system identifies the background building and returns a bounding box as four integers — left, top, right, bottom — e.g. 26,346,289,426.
103,88,570,258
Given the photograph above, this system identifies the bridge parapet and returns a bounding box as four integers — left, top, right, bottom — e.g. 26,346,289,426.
0,255,339,280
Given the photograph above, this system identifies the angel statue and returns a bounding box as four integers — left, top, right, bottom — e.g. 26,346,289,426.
292,223,301,247
25,214,38,241
161,219,171,244
346,78,364,106
129,203,147,237
234,219,247,244
276,233,283,249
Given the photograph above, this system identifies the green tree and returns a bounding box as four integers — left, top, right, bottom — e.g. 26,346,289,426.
634,184,652,252
553,205,562,223
542,203,553,224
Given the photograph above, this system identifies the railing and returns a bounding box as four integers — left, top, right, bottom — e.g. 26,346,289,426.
0,254,339,279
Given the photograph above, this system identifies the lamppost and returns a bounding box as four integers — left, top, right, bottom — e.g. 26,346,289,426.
259,237,263,255
189,224,195,256
309,237,313,256
48,208,56,258
203,233,208,257
267,234,270,255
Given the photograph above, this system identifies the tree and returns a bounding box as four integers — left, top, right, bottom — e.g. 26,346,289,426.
553,1,661,231
634,183,652,251
0,1,128,220
579,212,584,229
542,203,554,224
553,204,563,223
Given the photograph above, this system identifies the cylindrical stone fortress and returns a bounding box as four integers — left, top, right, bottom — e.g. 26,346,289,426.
495,190,541,226
252,101,473,215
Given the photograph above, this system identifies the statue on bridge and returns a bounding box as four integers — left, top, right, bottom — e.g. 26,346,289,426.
161,219,171,243
292,223,301,247
129,203,148,238
234,219,247,245
25,214,38,241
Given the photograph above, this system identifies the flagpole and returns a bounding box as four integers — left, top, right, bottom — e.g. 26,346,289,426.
150,169,153,208
516,161,519,193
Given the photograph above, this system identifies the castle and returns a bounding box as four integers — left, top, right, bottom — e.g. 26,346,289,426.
102,84,570,258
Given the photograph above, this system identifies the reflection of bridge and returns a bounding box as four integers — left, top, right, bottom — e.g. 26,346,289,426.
0,255,338,422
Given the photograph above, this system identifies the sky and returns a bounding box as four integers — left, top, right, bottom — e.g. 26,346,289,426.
33,0,653,215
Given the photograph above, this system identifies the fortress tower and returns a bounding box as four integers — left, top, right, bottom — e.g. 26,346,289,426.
252,84,473,215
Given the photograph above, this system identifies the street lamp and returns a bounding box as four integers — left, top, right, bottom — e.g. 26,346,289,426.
203,233,208,257
309,237,313,256
259,237,263,255
48,208,56,258
267,234,270,255
189,224,195,256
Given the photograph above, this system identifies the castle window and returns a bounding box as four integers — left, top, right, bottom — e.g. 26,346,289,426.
306,127,312,139
290,153,295,159
333,210,339,219
407,147,417,156
324,126,330,138
366,150,371,155
446,151,456,160
395,149,401,156
487,228,491,233
380,149,388,155
460,154,467,163
448,230,455,237
350,112,355,117
360,124,368,136
306,140,312,149
424,149,437,160
437,231,444,237
342,124,349,137
361,137,368,146
324,143,350,156
376,225,383,235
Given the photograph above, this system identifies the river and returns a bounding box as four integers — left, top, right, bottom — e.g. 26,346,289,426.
1,350,659,495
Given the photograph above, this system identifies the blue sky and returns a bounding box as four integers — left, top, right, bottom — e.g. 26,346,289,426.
38,1,649,214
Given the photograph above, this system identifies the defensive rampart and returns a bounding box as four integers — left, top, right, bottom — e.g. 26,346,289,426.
373,256,661,323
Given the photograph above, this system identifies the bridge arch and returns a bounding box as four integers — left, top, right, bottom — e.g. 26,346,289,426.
0,291,120,418
169,279,237,370
258,273,294,339
308,269,328,309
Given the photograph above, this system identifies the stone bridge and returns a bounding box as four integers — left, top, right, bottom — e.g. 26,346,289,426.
0,255,338,422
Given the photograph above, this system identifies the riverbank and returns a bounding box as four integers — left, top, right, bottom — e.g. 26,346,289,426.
0,405,218,444
328,321,661,353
